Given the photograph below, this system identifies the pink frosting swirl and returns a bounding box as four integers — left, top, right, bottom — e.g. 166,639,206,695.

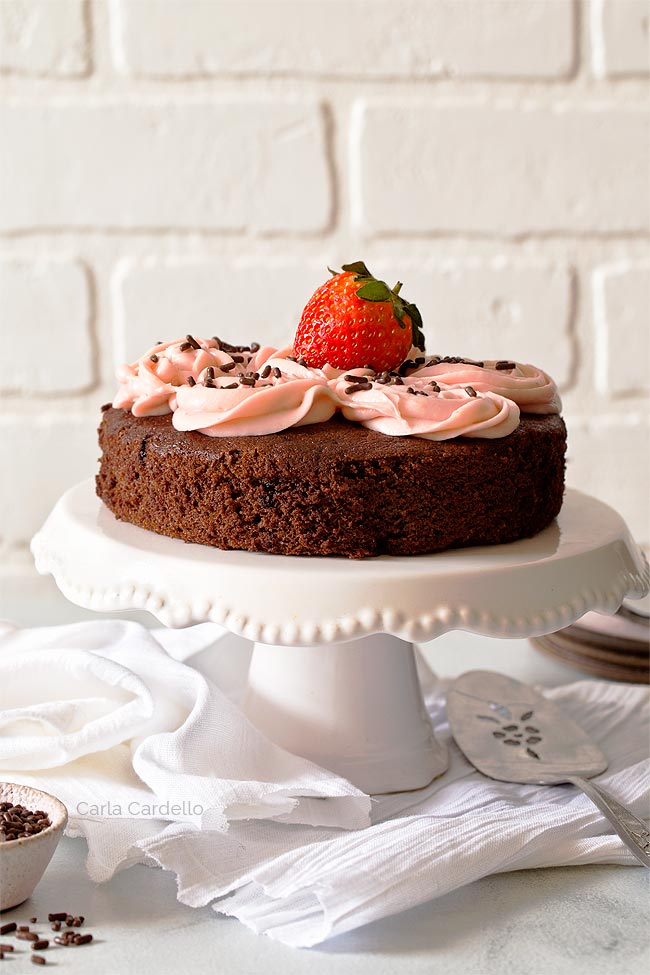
330,373,520,440
112,338,559,439
113,338,226,416
174,351,339,437
408,358,561,414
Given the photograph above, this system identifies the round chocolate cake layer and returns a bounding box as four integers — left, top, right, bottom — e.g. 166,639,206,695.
96,406,566,559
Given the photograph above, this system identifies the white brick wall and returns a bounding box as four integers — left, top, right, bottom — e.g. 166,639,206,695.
0,0,90,77
593,263,650,397
0,0,648,599
354,102,649,235
113,0,575,80
592,0,650,78
1,101,331,232
0,257,94,393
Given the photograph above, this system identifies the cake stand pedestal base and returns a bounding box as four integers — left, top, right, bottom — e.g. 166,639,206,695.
244,635,446,793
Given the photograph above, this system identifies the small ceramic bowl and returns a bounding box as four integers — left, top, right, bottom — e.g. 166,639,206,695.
0,782,68,911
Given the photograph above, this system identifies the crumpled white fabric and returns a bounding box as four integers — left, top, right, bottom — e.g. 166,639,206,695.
0,620,647,948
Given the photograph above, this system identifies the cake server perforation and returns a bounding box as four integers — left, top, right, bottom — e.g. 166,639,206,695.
447,670,650,869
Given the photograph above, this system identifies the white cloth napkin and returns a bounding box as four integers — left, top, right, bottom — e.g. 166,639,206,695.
0,620,647,948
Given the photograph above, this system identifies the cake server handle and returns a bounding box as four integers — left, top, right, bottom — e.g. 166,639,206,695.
567,775,650,869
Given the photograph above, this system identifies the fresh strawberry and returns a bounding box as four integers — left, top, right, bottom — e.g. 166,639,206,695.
293,262,425,371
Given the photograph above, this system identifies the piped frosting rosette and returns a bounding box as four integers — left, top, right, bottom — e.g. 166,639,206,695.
113,339,218,416
113,337,340,436
330,371,520,440
174,351,339,437
407,357,561,415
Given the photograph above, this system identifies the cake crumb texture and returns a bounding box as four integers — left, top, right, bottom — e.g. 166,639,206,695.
96,407,566,559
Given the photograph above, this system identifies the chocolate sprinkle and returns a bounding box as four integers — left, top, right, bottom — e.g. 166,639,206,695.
239,376,256,387
205,366,215,380
187,375,196,386
344,382,372,395
1,802,51,841
185,334,201,350
272,367,282,379
495,360,516,370
435,356,485,367
178,342,192,352
224,383,238,389
149,354,159,363
260,364,271,379
219,361,236,372
213,338,260,354
465,386,478,397
398,359,417,376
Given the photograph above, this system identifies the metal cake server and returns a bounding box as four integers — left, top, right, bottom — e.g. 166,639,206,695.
447,670,650,868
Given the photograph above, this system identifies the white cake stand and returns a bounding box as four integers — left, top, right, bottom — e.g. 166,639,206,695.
31,481,649,795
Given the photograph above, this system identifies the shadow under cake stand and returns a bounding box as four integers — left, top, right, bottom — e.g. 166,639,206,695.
32,482,649,795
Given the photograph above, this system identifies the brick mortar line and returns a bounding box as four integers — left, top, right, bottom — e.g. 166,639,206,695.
2,229,648,243
2,87,648,105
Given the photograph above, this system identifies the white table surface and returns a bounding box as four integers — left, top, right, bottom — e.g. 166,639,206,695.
1,567,649,975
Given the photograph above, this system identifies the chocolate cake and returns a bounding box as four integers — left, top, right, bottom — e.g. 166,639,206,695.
96,261,567,561
97,406,566,559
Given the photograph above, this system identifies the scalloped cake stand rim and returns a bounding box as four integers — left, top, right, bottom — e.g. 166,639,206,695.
31,481,649,646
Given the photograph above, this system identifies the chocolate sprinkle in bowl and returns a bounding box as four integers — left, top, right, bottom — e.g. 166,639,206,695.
0,783,67,911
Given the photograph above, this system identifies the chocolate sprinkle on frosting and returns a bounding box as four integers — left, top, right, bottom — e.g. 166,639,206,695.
187,375,196,386
186,334,201,350
150,354,159,363
260,364,271,379
495,360,516,371
465,386,478,397
398,359,418,376
212,337,260,354
272,367,282,379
